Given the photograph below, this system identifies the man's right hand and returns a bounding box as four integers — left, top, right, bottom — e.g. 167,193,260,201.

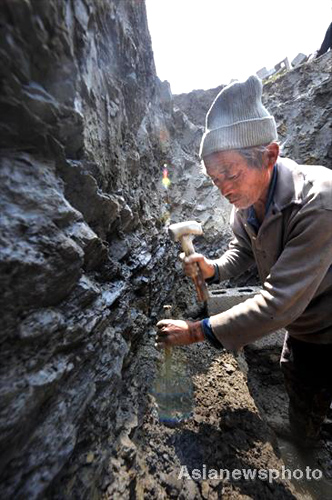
180,252,216,280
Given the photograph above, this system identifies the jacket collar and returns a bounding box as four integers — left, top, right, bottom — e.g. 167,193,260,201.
237,157,303,220
273,157,303,211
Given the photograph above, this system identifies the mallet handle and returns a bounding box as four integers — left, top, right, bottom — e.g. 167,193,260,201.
192,269,209,303
181,236,209,302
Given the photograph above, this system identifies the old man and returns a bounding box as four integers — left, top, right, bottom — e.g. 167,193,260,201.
157,75,332,443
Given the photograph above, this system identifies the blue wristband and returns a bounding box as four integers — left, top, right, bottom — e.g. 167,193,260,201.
201,318,223,349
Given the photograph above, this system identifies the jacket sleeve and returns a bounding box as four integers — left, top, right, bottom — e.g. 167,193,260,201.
210,205,332,351
214,208,255,281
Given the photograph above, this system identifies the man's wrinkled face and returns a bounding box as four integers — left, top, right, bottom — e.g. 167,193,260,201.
204,150,272,209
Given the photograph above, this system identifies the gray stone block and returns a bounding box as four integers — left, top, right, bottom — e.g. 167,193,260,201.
207,286,262,316
265,68,277,78
256,67,269,79
256,67,276,80
291,53,308,67
274,57,290,72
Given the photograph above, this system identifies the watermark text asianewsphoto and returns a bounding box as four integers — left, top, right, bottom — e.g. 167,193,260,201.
178,465,323,483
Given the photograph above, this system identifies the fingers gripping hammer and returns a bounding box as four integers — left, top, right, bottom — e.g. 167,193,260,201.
168,220,209,302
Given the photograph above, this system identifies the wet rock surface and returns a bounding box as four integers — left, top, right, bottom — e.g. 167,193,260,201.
0,0,183,497
0,0,331,498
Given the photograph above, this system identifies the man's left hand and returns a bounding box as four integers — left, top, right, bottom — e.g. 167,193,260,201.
155,319,204,348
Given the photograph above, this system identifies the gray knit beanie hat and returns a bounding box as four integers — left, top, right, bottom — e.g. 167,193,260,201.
199,75,277,158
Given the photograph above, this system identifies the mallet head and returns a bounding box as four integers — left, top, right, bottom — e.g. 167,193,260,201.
168,220,209,302
168,220,203,242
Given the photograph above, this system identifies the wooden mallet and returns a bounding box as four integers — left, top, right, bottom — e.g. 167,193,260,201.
168,220,209,302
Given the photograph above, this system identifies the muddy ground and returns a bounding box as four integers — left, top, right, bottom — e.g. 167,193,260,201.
245,333,332,499
103,333,298,499
100,306,331,500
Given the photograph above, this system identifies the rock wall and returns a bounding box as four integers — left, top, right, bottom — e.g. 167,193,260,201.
262,53,332,166
173,84,224,129
0,1,213,497
174,52,332,168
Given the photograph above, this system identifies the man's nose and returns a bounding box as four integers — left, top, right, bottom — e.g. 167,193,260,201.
219,181,233,198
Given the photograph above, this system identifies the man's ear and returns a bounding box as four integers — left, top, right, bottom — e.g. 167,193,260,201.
265,142,279,168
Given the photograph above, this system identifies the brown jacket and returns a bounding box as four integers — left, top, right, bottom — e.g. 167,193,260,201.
210,158,332,351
